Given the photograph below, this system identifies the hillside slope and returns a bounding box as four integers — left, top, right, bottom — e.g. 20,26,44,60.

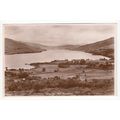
61,37,114,59
5,38,46,54
77,37,113,50
78,37,114,59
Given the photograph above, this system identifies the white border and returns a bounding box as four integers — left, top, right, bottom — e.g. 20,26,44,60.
0,1,120,120
0,21,119,100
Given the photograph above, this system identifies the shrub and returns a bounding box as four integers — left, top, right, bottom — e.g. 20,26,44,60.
58,63,70,68
42,68,46,72
80,59,86,65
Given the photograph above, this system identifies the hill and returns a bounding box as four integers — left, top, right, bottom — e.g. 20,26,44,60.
5,38,46,54
60,37,114,59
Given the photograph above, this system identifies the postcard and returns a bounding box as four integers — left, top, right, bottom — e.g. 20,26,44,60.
4,23,116,96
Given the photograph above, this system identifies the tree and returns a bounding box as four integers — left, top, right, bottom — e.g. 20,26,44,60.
42,67,46,72
80,59,86,65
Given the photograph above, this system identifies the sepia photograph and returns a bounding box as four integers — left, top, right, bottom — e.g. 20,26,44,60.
4,23,116,96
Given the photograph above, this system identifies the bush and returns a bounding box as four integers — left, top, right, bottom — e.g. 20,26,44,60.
80,59,86,65
42,68,46,72
58,63,70,68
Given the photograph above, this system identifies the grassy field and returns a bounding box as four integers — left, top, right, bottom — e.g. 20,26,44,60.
5,63,114,96
28,64,113,80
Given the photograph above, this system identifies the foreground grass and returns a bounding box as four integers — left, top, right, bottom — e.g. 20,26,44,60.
5,63,114,96
5,77,114,96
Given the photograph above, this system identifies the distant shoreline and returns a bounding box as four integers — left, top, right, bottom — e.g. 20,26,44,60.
5,50,46,55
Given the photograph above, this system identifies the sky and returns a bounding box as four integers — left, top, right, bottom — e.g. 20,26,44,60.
4,23,116,46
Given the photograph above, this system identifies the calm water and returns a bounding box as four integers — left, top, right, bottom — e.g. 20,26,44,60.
5,49,109,69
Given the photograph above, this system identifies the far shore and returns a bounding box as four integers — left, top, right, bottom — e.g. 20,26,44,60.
5,50,46,55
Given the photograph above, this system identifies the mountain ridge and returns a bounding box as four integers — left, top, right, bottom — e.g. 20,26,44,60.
5,38,46,54
59,37,114,59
